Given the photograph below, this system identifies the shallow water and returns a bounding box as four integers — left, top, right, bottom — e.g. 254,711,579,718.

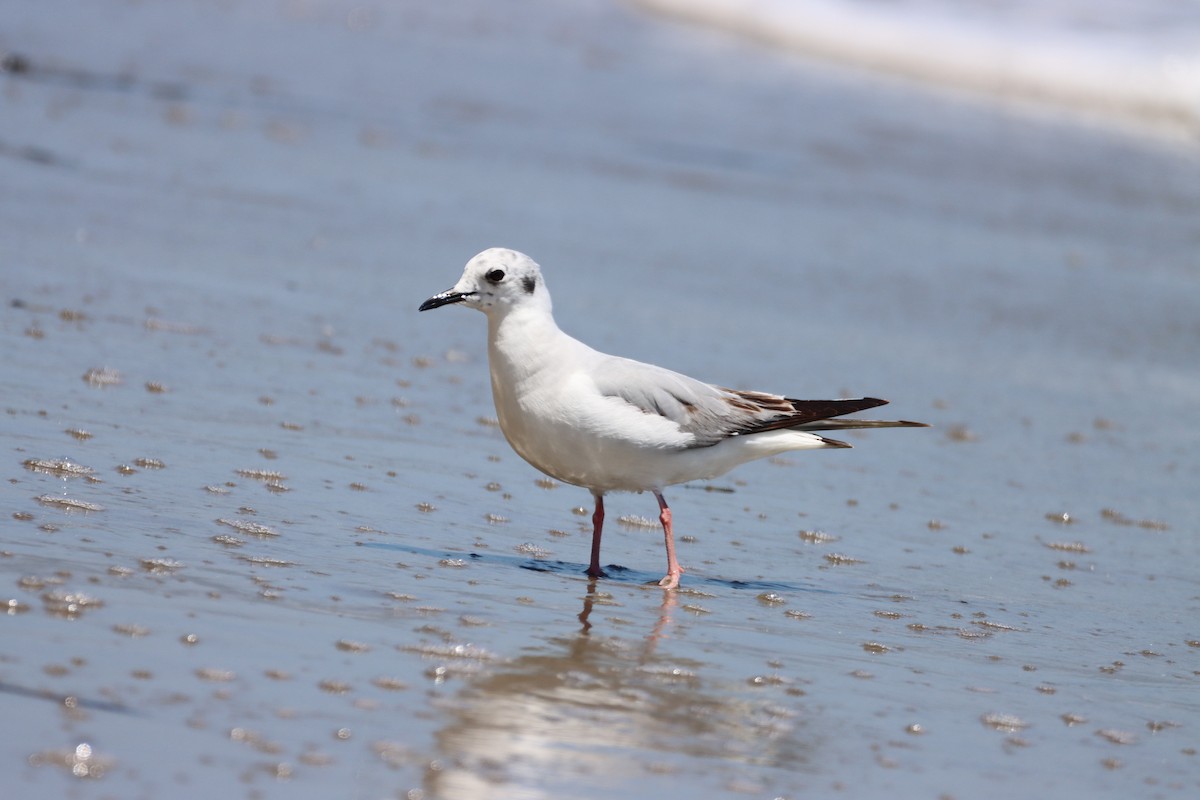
3,1,1200,798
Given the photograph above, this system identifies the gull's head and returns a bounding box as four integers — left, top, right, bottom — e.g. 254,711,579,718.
419,248,549,316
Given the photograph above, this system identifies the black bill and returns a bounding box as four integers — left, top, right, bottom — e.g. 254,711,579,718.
418,290,473,312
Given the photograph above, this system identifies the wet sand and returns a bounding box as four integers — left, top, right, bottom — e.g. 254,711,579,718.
3,1,1199,798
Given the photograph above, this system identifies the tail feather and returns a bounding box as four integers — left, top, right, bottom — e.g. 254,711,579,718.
816,435,853,449
797,419,930,433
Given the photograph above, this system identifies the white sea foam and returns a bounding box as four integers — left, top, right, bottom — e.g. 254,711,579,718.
633,0,1200,134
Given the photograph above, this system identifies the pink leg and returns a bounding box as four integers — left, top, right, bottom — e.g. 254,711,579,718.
586,493,607,578
654,491,684,589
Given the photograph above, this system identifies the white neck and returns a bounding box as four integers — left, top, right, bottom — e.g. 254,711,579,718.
487,302,562,385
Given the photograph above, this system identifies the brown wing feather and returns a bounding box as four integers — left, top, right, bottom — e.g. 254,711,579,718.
724,393,892,436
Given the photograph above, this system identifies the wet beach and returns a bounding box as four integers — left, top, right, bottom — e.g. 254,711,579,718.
3,1,1200,798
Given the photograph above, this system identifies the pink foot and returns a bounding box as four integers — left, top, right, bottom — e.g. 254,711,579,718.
657,569,683,590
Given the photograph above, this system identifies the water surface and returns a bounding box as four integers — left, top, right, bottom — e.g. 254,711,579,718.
2,1,1199,798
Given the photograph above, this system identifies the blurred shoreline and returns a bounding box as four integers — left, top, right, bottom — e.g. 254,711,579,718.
632,0,1200,140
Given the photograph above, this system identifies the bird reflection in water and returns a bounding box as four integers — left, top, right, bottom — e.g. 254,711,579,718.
424,581,812,798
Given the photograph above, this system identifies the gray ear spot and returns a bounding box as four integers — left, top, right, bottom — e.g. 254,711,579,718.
522,275,537,294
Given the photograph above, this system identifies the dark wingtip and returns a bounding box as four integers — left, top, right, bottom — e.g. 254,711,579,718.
820,436,853,449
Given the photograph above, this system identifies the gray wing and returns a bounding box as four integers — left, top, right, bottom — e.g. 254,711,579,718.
590,355,904,448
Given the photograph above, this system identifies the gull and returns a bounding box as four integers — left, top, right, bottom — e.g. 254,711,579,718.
419,248,926,589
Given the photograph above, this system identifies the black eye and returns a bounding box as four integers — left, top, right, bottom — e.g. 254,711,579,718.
485,269,505,283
